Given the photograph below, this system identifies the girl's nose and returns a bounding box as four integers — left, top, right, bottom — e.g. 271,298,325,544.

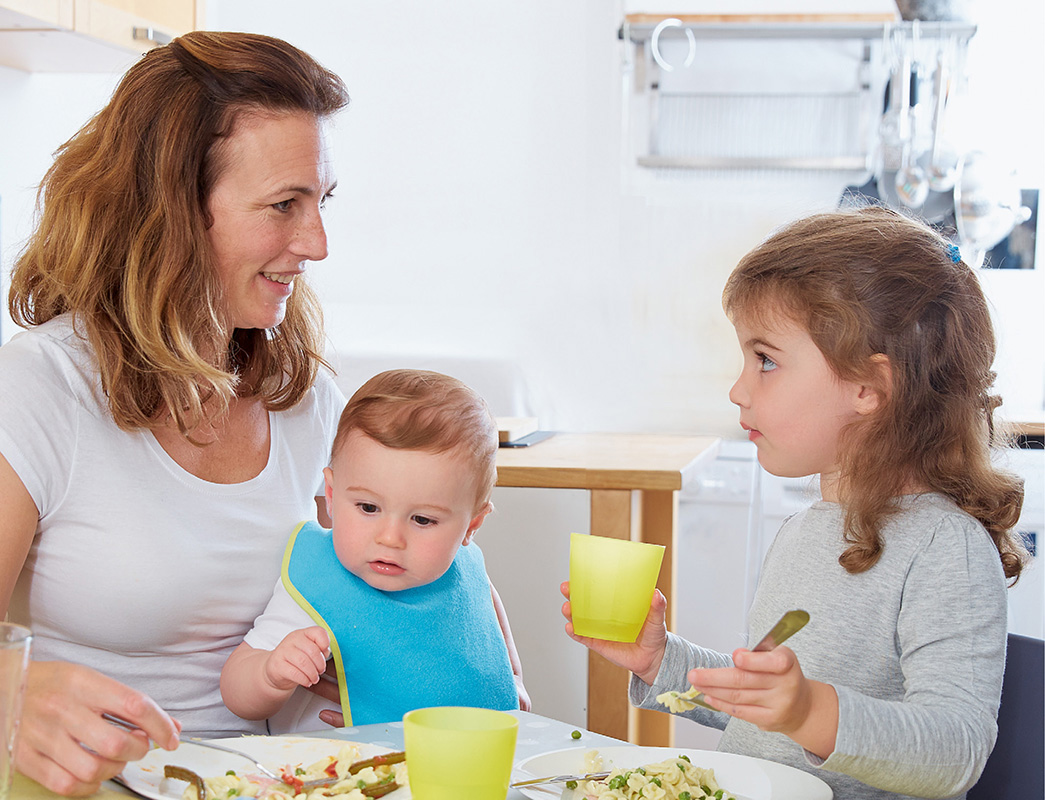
728,373,749,408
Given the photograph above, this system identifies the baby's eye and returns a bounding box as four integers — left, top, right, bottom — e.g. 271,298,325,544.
758,352,778,372
412,515,436,527
357,502,379,514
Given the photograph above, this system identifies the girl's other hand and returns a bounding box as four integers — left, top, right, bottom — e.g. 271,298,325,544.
16,661,180,797
687,646,838,759
560,581,668,687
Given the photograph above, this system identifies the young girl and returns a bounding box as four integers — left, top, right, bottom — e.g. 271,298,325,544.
562,206,1027,799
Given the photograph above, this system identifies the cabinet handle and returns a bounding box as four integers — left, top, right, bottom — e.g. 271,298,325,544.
133,27,172,46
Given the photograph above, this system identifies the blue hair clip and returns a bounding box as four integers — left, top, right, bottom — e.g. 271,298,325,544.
946,243,962,263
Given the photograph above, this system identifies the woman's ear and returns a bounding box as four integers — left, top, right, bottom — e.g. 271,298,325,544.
854,354,892,416
462,501,493,545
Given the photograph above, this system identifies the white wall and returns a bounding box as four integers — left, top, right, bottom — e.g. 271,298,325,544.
2,1,1042,428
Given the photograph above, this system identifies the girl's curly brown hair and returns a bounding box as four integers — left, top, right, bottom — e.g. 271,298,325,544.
723,206,1027,583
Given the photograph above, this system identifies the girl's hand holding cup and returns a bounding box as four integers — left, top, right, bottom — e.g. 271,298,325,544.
560,580,669,687
560,532,670,687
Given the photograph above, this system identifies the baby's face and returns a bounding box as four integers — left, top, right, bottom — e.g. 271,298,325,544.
324,431,487,591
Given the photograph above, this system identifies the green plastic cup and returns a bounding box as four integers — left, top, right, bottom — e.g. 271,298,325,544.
403,706,519,800
569,532,665,642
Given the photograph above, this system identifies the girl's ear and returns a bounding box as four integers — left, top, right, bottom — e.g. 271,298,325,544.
855,354,892,416
462,501,493,546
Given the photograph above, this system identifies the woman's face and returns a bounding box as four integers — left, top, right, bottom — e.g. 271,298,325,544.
206,110,336,331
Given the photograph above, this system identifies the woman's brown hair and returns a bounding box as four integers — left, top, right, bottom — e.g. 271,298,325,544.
722,205,1027,582
8,31,349,435
332,370,499,511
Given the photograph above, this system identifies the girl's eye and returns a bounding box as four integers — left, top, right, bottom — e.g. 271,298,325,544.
758,352,778,372
273,199,293,212
412,515,436,527
357,502,378,514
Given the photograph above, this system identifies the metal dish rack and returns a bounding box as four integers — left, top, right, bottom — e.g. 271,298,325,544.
618,16,977,174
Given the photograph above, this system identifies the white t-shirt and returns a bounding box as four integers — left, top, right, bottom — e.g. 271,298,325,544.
243,577,341,734
0,315,344,736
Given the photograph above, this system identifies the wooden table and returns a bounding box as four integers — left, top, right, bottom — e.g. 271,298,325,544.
496,432,720,747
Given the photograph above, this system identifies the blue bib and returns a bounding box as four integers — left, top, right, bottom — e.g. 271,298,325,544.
281,520,518,726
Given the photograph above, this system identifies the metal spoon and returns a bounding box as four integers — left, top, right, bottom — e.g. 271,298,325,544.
894,53,929,209
926,42,958,192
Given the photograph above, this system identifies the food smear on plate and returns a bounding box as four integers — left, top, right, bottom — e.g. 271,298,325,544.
168,742,406,800
564,754,736,800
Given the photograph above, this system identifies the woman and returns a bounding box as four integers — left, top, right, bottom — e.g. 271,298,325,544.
0,31,348,795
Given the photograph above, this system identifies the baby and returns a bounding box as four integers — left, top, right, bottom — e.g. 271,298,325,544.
221,369,528,732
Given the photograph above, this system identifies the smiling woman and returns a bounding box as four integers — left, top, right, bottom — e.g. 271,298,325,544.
206,110,337,332
0,31,352,797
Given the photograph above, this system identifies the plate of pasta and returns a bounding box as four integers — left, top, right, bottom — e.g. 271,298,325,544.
513,746,831,800
118,736,409,800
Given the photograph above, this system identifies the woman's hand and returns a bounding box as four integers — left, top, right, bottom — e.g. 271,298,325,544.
15,661,180,797
687,646,839,759
560,581,668,687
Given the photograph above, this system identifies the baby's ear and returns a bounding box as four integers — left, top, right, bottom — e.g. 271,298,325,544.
855,354,892,416
322,467,335,520
462,501,493,545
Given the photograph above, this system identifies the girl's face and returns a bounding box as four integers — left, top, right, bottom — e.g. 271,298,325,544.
206,110,336,332
728,311,877,500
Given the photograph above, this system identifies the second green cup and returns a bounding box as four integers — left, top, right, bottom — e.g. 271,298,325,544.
569,532,665,642
403,706,518,800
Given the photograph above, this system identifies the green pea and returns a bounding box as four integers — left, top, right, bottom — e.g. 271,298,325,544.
571,729,581,739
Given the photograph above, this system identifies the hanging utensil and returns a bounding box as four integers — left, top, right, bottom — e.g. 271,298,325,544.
893,29,929,209
926,39,958,192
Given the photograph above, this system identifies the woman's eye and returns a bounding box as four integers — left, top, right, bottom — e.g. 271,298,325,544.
357,502,378,514
758,353,778,372
412,515,435,527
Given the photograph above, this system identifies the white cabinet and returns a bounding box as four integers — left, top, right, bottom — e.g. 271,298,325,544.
0,0,201,72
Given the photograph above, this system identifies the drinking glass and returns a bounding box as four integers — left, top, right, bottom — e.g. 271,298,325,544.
0,623,32,800
569,532,665,642
403,706,518,800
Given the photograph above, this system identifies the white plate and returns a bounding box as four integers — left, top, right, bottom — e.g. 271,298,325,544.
119,736,409,799
513,746,832,800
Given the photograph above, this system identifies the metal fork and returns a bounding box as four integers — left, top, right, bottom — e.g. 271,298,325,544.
510,771,611,789
103,715,341,792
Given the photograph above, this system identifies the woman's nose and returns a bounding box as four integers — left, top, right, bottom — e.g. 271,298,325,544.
292,206,328,262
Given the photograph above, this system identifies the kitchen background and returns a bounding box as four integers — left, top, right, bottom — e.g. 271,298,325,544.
0,0,1042,741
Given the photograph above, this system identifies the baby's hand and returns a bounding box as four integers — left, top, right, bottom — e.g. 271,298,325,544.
264,626,330,693
560,581,667,687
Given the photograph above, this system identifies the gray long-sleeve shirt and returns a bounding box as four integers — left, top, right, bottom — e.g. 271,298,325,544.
631,493,1008,799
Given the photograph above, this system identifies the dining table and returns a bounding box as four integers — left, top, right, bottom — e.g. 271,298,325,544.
495,432,721,746
11,711,628,800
